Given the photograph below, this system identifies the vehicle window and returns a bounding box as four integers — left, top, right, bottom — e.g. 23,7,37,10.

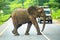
44,11,50,14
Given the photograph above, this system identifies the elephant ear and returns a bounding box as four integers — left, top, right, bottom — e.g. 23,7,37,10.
37,7,44,13
28,6,37,15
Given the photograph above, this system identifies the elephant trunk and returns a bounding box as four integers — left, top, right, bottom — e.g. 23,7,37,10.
41,14,46,32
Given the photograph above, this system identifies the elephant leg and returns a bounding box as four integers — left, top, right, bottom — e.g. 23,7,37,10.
25,22,32,35
32,22,42,35
12,19,22,36
12,24,22,36
29,16,42,35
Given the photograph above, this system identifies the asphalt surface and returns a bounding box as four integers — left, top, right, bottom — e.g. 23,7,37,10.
0,18,60,40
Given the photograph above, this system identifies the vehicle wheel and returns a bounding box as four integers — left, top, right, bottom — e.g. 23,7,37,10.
50,20,52,24
48,21,49,23
48,20,52,24
38,20,40,23
40,20,42,23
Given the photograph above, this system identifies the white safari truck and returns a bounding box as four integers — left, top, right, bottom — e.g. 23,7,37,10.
38,6,52,23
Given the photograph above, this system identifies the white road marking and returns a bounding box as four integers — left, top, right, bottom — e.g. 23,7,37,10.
41,32,50,40
0,26,8,36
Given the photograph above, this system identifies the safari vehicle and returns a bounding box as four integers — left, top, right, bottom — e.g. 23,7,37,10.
38,6,52,23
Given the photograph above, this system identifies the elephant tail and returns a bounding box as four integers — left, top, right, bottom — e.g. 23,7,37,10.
5,14,11,21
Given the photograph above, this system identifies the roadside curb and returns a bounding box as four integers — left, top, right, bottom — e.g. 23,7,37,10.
0,20,9,36
53,20,60,25
0,26,8,36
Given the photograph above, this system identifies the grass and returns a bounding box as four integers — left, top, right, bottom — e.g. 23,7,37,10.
0,14,10,25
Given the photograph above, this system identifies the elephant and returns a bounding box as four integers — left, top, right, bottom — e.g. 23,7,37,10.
11,6,46,36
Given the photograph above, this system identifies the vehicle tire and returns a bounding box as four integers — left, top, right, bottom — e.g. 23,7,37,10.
50,20,52,23
40,20,42,23
38,20,40,23
48,20,52,24
48,21,49,23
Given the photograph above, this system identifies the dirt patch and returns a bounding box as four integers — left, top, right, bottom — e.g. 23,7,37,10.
53,20,60,25
57,20,60,23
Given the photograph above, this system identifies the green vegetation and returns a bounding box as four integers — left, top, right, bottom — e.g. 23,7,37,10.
0,14,10,25
0,0,60,25
52,9,60,19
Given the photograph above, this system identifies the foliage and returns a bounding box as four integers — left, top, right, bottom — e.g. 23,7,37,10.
52,9,60,19
24,0,37,8
10,3,22,10
37,0,49,6
0,0,60,25
9,0,38,10
55,0,60,3
44,0,59,8
0,14,10,25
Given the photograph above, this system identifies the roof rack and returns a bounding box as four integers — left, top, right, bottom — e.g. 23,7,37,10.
39,6,50,8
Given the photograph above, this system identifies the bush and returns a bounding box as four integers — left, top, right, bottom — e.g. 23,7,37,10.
44,2,59,8
0,14,10,25
52,9,60,19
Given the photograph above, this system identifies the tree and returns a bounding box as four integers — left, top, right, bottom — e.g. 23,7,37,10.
0,0,10,10
55,0,60,3
55,0,60,8
37,0,49,6
24,0,38,8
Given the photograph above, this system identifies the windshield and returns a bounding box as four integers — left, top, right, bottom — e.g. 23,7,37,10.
44,10,50,14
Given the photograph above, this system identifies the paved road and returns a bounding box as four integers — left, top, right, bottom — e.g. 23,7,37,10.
0,18,60,40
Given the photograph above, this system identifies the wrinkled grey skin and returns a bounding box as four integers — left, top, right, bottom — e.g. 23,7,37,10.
11,6,46,36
